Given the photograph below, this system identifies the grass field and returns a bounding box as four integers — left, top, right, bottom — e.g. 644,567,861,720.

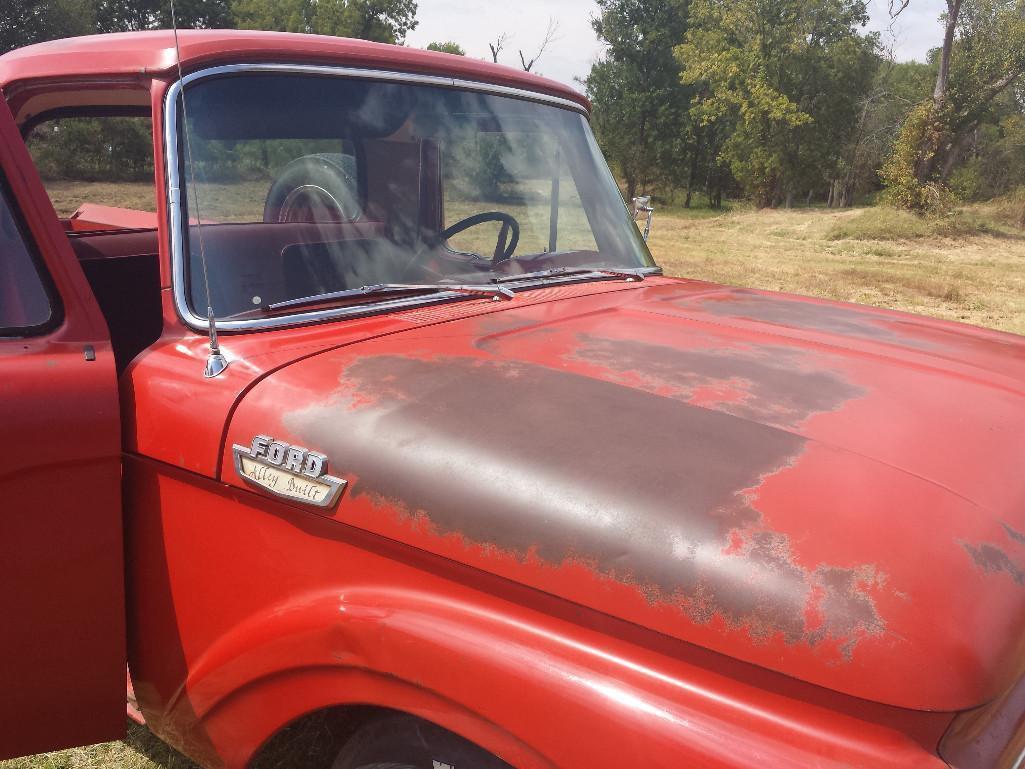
4,187,1022,768
647,201,1025,336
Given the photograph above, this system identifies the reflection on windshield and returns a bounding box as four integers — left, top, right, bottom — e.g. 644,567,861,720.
177,72,655,321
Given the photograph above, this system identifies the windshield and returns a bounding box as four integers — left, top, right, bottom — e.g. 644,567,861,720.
174,72,655,323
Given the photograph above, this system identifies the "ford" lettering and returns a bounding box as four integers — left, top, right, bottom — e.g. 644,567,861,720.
231,435,347,509
249,435,327,478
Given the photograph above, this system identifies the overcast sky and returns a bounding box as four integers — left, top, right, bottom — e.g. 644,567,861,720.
405,0,948,92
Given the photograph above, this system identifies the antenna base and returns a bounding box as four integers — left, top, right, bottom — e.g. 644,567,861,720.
203,351,229,378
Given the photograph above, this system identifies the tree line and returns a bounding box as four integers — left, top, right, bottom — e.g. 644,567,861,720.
3,0,421,184
8,0,1023,214
2,0,563,188
586,0,1025,211
0,0,418,55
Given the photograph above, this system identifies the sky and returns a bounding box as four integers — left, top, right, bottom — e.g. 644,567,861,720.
404,0,949,92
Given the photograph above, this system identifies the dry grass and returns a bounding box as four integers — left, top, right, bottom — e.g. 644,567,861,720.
647,203,1025,336
0,723,197,769
37,180,1025,336
43,180,158,217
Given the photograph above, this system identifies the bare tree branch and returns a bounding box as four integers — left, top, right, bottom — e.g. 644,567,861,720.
488,32,509,64
517,17,559,72
888,0,911,19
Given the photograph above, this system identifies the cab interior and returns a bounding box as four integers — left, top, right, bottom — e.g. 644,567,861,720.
18,82,609,374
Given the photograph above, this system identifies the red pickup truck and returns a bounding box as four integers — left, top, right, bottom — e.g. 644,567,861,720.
2,29,1024,769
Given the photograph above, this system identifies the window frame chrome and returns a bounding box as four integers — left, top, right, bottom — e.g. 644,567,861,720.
163,62,601,334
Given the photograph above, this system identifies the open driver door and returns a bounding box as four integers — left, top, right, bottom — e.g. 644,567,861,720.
0,92,126,758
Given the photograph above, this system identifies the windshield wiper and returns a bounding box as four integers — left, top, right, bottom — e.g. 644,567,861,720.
267,282,515,312
491,266,648,284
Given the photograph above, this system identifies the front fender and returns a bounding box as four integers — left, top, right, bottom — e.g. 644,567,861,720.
125,457,948,769
175,587,947,769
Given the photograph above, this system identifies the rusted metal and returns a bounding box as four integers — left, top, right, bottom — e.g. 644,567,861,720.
569,333,866,429
962,522,1025,586
285,351,882,661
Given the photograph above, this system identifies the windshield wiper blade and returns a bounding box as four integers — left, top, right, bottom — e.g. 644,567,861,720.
491,266,647,284
267,282,514,312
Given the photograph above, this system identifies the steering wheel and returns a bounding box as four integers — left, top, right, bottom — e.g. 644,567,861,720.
439,211,520,263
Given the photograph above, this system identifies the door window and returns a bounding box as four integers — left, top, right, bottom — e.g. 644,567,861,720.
24,115,155,217
0,178,57,334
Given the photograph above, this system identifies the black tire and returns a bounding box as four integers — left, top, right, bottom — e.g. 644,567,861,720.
333,715,511,769
264,153,361,223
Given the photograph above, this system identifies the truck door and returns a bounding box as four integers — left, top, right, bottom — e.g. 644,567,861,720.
0,94,125,759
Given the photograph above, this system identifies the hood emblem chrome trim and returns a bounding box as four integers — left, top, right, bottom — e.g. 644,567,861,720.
233,435,346,509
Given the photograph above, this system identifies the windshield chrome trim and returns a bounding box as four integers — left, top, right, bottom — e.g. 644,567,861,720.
164,63,594,333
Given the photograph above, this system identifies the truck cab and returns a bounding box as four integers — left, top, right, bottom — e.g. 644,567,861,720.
2,29,1025,769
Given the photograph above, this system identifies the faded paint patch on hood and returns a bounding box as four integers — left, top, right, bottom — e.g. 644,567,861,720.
225,278,1025,711
289,354,885,657
566,334,865,431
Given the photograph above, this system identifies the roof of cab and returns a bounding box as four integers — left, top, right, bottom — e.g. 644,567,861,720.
0,29,589,111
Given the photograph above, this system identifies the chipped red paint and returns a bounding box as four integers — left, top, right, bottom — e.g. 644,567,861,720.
679,288,944,347
568,333,865,429
962,523,1025,585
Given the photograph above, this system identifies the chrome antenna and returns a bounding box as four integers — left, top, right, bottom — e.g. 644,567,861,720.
169,0,228,378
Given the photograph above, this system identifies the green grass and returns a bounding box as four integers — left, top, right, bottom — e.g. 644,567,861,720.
823,205,1008,241
975,187,1025,229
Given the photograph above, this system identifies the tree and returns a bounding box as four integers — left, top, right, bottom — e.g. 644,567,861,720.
518,17,558,72
883,0,1025,209
677,0,878,207
948,106,1025,199
1,0,95,55
586,0,692,202
232,0,418,44
426,41,464,55
834,60,933,204
94,0,232,32
484,21,559,73
488,32,509,63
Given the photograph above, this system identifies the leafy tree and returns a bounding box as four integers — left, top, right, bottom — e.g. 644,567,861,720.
26,116,153,182
833,60,933,204
677,0,878,207
0,0,95,55
948,104,1025,199
94,0,232,32
426,41,464,55
884,0,1025,209
231,0,418,44
585,0,691,203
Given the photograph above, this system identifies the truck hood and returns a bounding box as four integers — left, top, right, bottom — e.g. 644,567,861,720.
224,279,1025,711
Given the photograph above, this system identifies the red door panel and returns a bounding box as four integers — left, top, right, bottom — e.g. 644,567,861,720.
0,94,125,759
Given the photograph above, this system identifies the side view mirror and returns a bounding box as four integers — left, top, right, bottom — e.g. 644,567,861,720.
632,196,654,242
